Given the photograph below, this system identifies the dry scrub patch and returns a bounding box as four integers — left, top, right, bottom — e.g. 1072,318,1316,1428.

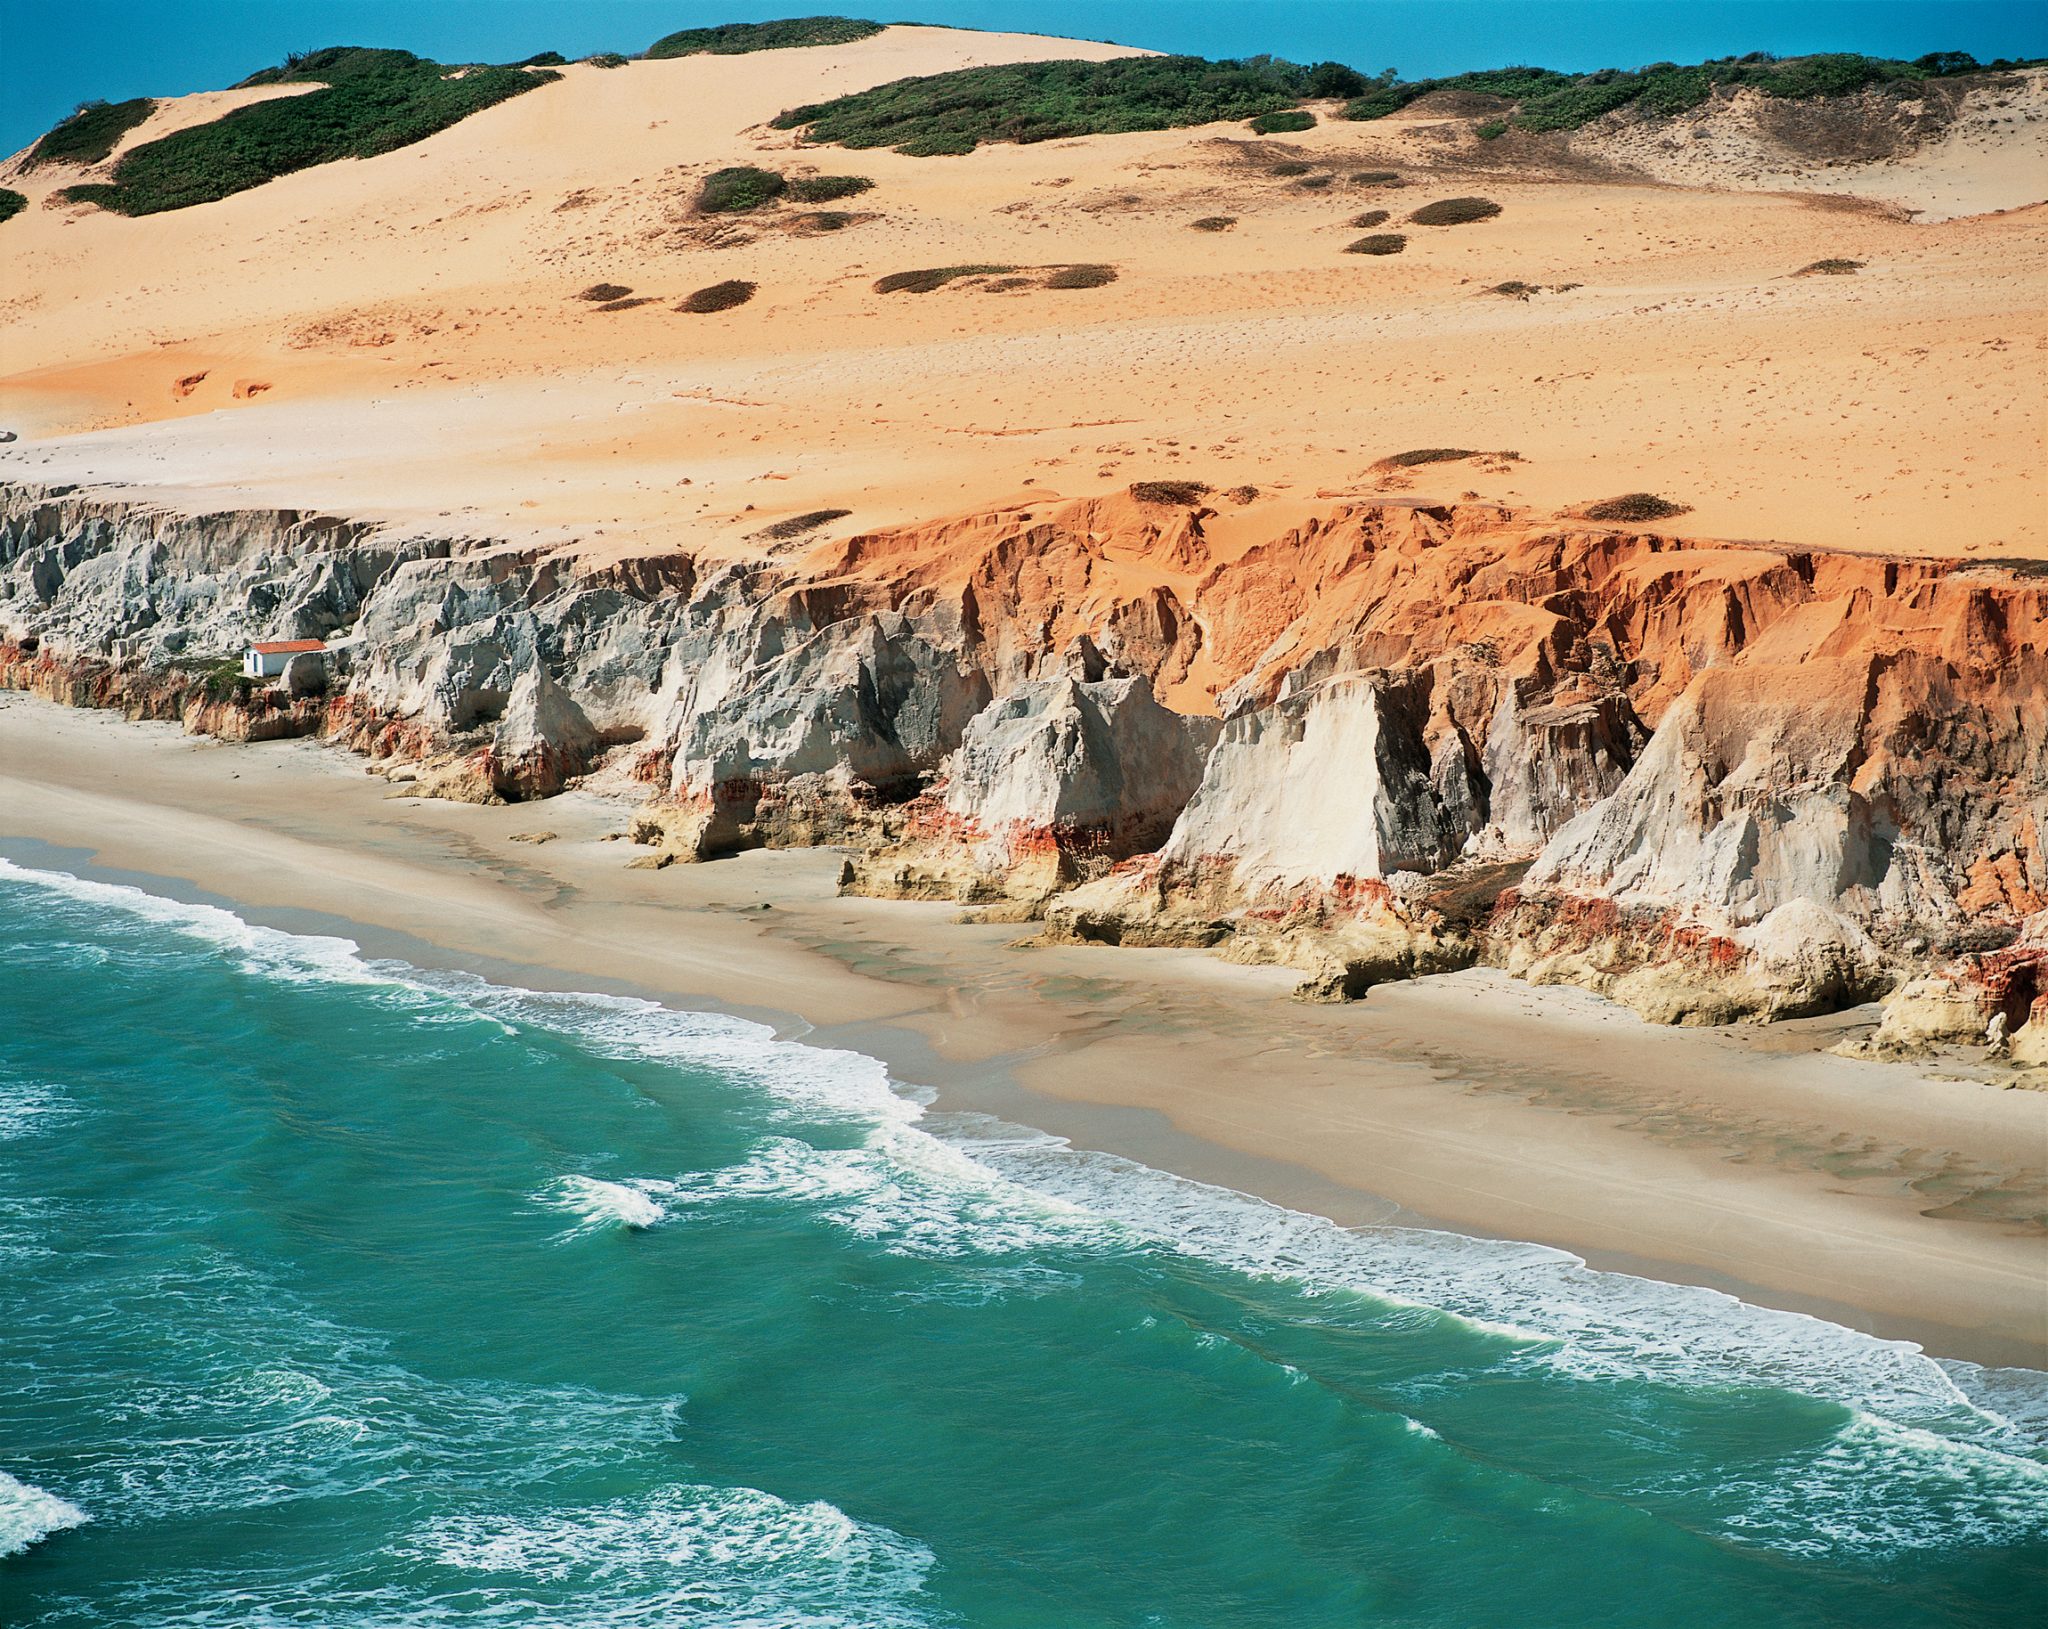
1796,258,1866,275
1129,480,1211,505
1190,215,1236,231
1349,210,1390,228
1044,264,1118,289
1347,234,1407,255
577,283,632,302
874,265,1018,294
678,280,757,314
1581,493,1691,522
753,508,853,541
1409,197,1503,226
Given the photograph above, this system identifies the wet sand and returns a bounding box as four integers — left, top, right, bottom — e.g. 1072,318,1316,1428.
2,690,2042,1367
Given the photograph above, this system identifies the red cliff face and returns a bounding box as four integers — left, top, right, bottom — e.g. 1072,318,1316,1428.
5,480,2044,1035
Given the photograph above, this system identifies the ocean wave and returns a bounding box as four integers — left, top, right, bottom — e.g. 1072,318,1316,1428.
537,1174,672,1236
399,1481,938,1628
662,1130,1117,1261
0,1471,89,1559
9,854,2044,1563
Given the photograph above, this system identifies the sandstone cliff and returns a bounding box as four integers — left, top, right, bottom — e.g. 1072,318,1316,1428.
4,480,2043,1056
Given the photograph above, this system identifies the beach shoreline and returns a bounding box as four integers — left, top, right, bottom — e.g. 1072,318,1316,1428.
2,690,2043,1369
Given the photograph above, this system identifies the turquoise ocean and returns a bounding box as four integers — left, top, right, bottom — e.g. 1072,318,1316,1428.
1,854,2043,1627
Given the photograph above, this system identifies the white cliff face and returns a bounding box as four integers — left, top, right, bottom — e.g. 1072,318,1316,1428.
945,674,1216,843
492,666,599,799
1160,673,1465,897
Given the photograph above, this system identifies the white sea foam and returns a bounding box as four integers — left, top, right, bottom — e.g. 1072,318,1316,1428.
10,854,2046,1562
402,1481,936,1627
539,1174,671,1236
0,1470,88,1558
0,1075,76,1141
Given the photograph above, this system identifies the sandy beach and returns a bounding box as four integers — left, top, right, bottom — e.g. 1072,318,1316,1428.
3,689,2040,1368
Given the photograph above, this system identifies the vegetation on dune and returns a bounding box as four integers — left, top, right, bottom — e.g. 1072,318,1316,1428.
1346,233,1407,255
1380,448,1479,467
578,283,633,301
874,264,1016,293
697,165,788,212
771,55,1311,154
1584,493,1691,522
1351,170,1402,184
647,17,881,59
1268,160,1313,177
1044,263,1117,289
797,210,855,230
24,98,156,169
756,507,853,540
1409,196,1501,225
785,173,872,202
773,41,2036,159
1348,209,1390,228
1797,258,1865,275
56,47,556,215
584,52,630,69
678,278,757,313
1190,215,1236,231
1130,481,1211,505
1341,50,2039,134
0,189,26,224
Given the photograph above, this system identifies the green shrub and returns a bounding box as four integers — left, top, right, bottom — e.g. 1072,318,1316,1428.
1410,196,1501,225
1304,63,1370,99
1346,233,1406,255
786,173,872,202
1349,209,1389,227
1190,215,1236,231
647,17,881,58
1338,50,2030,136
584,52,629,69
874,264,1016,293
516,51,568,67
0,190,25,224
1129,481,1210,505
60,48,556,215
1044,263,1117,289
24,98,156,168
1249,109,1314,134
678,279,757,313
798,210,854,230
697,165,787,212
1475,119,1509,140
1584,492,1690,522
772,55,1304,154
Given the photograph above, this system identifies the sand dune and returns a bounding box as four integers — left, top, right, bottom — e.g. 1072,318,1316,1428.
0,25,2042,560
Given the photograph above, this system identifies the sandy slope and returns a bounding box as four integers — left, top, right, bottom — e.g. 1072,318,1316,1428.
0,25,2042,560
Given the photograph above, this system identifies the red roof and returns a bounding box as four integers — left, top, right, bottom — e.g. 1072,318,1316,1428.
249,639,326,654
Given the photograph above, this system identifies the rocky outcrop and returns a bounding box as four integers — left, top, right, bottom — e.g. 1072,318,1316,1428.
1043,673,1480,995
846,664,1218,906
5,477,2043,1040
1844,912,2048,1060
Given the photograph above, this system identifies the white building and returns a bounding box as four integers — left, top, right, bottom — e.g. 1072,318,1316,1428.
242,639,327,679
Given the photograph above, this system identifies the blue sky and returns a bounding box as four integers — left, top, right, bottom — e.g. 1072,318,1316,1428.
4,1,2043,157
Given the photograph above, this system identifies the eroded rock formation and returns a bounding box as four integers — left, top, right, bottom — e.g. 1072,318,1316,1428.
4,479,2042,1042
